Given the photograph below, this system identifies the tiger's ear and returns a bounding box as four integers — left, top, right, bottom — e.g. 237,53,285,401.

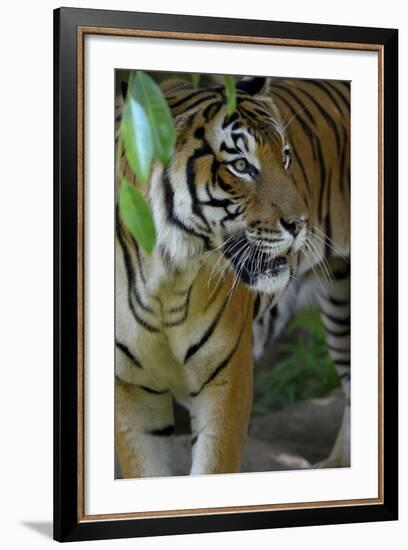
236,76,270,96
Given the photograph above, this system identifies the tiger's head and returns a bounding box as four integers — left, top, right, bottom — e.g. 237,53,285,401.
149,76,308,295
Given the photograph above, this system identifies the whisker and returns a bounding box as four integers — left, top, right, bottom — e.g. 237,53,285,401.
307,236,334,284
311,226,350,262
226,243,252,304
282,106,307,131
207,235,247,287
212,239,249,294
308,243,332,286
302,242,325,292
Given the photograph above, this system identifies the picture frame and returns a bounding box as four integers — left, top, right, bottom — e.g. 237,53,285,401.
53,7,398,542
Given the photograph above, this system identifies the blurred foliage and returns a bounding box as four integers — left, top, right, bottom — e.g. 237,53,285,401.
118,70,176,253
121,97,154,184
223,75,237,115
119,178,156,254
129,71,176,166
253,309,340,416
117,70,237,254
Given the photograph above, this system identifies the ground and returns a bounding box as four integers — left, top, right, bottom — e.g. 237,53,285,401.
171,388,345,475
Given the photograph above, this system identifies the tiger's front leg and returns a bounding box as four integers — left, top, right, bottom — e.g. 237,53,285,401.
189,320,253,475
115,377,175,478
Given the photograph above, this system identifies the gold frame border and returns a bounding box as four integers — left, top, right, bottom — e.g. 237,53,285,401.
76,27,384,523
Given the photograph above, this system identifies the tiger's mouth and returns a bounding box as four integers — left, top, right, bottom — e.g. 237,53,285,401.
222,233,289,287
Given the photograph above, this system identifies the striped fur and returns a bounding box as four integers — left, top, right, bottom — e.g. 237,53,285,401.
253,78,350,467
115,76,350,477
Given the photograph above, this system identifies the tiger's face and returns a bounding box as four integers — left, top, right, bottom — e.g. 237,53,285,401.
152,77,308,295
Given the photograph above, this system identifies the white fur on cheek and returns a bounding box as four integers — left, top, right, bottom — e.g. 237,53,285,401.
148,163,206,268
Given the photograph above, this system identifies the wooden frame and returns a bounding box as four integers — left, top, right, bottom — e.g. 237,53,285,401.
54,7,398,542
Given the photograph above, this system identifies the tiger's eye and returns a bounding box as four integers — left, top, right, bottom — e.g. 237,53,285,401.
233,158,249,172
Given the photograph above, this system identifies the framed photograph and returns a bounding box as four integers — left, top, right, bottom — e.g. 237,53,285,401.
54,7,398,542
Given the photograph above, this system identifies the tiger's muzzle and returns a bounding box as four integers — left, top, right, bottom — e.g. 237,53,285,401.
222,232,289,288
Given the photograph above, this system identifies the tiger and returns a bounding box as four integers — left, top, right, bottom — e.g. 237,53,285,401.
253,77,350,468
115,74,350,478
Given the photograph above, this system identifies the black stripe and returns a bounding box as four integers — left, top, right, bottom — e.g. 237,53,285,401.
222,112,239,129
266,304,279,340
116,218,160,332
204,277,226,312
117,224,155,314
237,97,275,119
321,310,350,326
200,182,234,208
253,294,261,319
147,425,175,437
327,342,350,355
190,356,230,398
237,106,277,140
291,143,312,195
333,268,350,280
253,106,275,119
131,236,146,286
326,294,349,307
191,429,204,447
186,139,214,232
163,170,211,249
190,302,249,397
210,157,220,187
138,385,169,395
217,174,233,193
202,101,223,122
296,85,342,152
324,169,332,237
305,80,345,114
324,213,333,260
339,126,349,193
322,324,350,338
163,285,192,327
174,288,190,296
334,360,351,367
115,341,143,369
231,130,249,152
322,81,350,110
271,83,316,125
220,141,240,155
271,90,317,160
176,94,218,113
169,91,217,109
315,135,328,223
168,304,189,314
184,295,230,363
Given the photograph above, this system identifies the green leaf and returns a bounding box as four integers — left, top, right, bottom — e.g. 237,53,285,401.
121,98,153,184
223,75,237,115
129,71,176,166
118,178,156,254
191,73,201,88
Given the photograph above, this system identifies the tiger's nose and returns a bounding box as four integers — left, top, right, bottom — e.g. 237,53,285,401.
280,216,307,237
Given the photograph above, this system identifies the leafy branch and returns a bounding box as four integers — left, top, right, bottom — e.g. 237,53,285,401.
118,71,237,253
